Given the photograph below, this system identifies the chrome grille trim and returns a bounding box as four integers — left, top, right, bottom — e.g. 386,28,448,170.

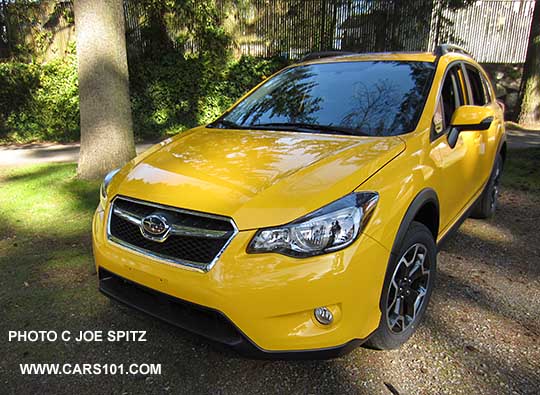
106,195,238,273
112,206,231,239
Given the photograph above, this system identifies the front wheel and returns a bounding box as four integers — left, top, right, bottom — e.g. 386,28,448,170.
364,221,437,350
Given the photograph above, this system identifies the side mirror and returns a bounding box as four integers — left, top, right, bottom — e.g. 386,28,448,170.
447,106,495,148
450,105,495,132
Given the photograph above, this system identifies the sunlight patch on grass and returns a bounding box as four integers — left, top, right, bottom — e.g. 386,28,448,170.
0,163,99,239
460,220,515,244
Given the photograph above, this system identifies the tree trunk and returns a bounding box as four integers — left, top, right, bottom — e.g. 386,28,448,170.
74,0,136,180
517,0,540,126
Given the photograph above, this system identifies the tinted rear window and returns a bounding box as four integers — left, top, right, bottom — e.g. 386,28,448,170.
220,61,435,136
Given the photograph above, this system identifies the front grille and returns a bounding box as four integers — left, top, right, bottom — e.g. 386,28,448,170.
107,196,237,271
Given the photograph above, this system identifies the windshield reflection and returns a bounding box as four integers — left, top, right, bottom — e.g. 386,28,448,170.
217,61,435,137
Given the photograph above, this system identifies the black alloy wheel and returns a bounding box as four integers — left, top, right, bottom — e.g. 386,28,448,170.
364,221,437,350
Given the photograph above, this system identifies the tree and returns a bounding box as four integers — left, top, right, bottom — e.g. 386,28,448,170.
74,0,136,180
517,0,540,126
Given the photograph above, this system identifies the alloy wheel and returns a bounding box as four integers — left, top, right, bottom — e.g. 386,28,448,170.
386,243,431,333
490,163,501,211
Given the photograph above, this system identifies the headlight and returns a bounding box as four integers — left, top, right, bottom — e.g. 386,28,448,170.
247,192,378,257
100,168,120,201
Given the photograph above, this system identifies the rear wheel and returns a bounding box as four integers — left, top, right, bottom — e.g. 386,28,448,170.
364,221,436,350
470,153,503,219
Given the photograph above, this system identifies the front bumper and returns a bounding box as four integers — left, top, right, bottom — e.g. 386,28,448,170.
93,204,390,356
99,267,363,359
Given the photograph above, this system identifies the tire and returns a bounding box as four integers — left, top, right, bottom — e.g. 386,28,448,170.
364,221,437,350
470,153,503,219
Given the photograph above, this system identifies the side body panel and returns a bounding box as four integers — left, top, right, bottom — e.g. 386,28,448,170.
360,54,505,252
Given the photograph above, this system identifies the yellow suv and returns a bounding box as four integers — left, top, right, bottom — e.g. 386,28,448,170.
93,45,506,358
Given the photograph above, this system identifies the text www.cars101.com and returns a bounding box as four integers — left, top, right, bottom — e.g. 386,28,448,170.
19,363,161,375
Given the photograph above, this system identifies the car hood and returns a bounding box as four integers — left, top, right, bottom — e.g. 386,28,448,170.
111,126,405,230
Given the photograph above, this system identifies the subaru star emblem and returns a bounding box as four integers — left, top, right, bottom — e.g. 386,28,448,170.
140,214,171,242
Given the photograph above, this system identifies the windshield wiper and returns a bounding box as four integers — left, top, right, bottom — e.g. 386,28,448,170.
209,120,367,136
248,122,366,136
207,119,248,129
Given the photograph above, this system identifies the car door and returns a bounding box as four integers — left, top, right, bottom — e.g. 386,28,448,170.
430,63,483,231
462,63,502,188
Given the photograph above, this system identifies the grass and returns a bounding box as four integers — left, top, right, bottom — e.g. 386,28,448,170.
0,164,101,333
501,147,540,196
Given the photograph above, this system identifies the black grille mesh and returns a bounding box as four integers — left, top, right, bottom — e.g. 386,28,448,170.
109,197,234,266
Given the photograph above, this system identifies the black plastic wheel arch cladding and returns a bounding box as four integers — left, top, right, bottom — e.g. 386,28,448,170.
498,138,507,167
390,188,440,257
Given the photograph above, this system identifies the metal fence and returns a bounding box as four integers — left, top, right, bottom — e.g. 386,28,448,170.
431,0,536,63
231,0,435,58
0,0,536,63
228,0,536,63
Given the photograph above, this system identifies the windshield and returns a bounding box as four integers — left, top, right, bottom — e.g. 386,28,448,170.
215,61,435,136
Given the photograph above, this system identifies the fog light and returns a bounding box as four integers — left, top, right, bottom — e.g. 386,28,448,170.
314,307,333,325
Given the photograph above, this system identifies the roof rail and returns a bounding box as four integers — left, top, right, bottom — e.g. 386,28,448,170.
299,51,357,62
434,44,472,57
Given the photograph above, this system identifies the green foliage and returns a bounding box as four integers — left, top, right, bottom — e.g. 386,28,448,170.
129,53,288,139
129,0,232,59
0,53,288,143
0,55,79,143
223,56,289,104
129,53,201,137
0,62,41,120
0,0,290,143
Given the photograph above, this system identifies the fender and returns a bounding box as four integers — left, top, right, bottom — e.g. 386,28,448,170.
376,188,440,315
390,188,440,257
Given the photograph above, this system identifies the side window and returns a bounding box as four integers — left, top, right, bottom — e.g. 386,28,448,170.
481,74,493,103
465,65,487,106
437,66,464,131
